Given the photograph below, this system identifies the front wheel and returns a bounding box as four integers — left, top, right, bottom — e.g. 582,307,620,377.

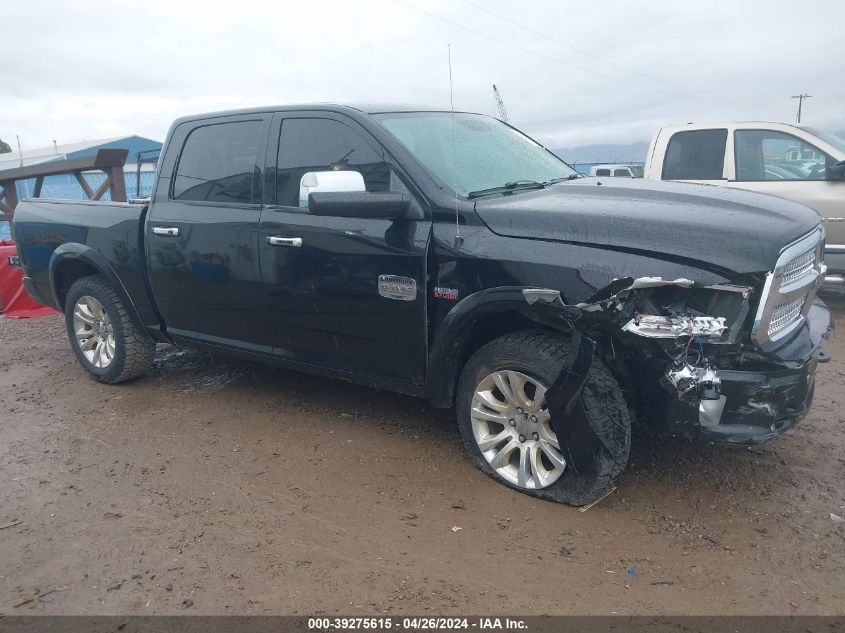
456,330,631,506
64,274,156,384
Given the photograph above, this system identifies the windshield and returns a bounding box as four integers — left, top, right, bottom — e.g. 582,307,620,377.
800,126,845,155
374,112,577,197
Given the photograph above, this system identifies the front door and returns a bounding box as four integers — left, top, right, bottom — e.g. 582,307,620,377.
258,113,430,384
730,129,845,247
146,114,271,350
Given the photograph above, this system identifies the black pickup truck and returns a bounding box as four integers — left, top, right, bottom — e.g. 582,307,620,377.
12,105,831,505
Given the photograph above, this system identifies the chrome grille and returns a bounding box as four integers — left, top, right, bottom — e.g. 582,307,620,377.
780,248,816,288
752,227,824,345
768,295,806,337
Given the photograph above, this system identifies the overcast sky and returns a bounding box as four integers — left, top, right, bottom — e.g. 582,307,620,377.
2,0,843,152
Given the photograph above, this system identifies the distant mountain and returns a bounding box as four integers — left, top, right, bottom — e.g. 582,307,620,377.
550,140,650,165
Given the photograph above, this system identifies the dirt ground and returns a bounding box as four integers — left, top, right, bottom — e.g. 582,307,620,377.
1,294,843,617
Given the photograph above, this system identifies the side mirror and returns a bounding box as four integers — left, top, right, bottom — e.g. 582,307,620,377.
308,192,411,220
298,170,365,207
827,160,845,181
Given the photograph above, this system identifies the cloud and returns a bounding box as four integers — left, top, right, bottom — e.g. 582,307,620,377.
1,0,842,150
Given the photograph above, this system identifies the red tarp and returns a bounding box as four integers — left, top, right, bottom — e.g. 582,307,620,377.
0,241,59,319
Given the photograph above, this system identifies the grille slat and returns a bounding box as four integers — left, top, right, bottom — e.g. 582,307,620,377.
780,248,816,287
767,295,806,337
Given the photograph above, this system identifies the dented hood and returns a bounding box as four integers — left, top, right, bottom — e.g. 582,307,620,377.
473,178,822,274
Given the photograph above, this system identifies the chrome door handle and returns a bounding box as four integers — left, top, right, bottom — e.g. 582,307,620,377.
267,236,302,247
152,226,179,237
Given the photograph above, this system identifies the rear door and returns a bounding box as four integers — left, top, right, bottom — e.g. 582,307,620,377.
258,112,430,384
146,114,272,350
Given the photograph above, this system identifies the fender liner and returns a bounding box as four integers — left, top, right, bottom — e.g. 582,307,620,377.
427,286,581,408
49,244,152,338
544,328,603,477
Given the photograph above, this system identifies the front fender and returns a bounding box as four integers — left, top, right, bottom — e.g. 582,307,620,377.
427,286,581,408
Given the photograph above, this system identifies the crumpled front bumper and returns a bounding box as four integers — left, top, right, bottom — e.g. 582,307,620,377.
663,297,831,445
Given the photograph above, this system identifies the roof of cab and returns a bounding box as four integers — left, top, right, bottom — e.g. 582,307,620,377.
170,103,460,126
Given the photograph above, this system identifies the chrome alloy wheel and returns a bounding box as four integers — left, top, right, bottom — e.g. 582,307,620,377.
470,370,566,490
72,295,115,368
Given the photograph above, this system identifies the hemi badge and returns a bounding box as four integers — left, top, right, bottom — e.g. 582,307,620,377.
378,275,417,301
434,286,459,300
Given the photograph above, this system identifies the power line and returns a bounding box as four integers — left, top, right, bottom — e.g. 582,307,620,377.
791,94,811,123
461,0,709,98
390,0,691,98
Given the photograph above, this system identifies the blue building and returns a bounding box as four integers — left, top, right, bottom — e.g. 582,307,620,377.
0,136,162,240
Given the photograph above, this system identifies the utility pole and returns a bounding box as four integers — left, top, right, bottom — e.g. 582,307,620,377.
493,84,509,123
791,94,811,123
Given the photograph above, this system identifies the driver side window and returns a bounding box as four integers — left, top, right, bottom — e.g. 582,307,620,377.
275,118,393,207
734,130,833,181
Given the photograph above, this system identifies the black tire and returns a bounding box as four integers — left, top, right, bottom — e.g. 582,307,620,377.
63,274,155,384
456,330,631,506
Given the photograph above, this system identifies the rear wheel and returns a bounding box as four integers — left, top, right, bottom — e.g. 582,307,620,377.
64,275,155,383
456,330,631,506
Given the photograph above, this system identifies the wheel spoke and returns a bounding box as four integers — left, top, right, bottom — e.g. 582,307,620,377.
476,429,511,452
538,441,567,470
506,371,533,409
476,389,511,413
492,372,516,406
471,404,509,423
73,304,96,325
489,440,519,470
528,444,548,488
537,419,560,449
517,444,531,488
532,384,547,412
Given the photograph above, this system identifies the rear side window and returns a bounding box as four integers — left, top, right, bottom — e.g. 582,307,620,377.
595,168,611,176
662,129,727,180
173,121,262,204
612,169,630,177
275,118,390,207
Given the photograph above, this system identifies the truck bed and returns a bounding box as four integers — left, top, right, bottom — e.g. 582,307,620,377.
12,198,161,332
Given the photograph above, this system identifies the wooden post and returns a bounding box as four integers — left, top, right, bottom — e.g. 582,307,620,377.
73,170,94,199
92,173,112,201
107,165,127,202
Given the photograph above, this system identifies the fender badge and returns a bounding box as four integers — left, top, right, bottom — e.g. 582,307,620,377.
434,286,459,300
378,275,417,301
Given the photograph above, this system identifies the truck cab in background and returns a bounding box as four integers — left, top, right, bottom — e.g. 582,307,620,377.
589,163,643,178
645,122,845,275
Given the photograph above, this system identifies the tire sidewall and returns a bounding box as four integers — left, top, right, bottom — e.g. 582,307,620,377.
64,277,128,383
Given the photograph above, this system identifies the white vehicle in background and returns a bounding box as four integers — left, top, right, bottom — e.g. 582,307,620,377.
644,122,845,277
590,163,643,178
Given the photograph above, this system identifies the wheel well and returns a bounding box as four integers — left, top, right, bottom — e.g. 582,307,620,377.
54,259,100,309
438,311,569,408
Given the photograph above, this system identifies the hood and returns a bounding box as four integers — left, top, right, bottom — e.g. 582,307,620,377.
473,178,822,274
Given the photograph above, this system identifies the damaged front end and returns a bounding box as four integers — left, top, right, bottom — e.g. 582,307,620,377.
577,231,830,444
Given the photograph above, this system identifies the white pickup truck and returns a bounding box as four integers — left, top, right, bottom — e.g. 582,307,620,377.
644,122,845,276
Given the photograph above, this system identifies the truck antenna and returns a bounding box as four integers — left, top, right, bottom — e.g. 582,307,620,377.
448,44,463,250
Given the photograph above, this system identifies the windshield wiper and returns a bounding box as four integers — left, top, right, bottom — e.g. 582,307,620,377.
467,180,548,198
548,174,581,183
